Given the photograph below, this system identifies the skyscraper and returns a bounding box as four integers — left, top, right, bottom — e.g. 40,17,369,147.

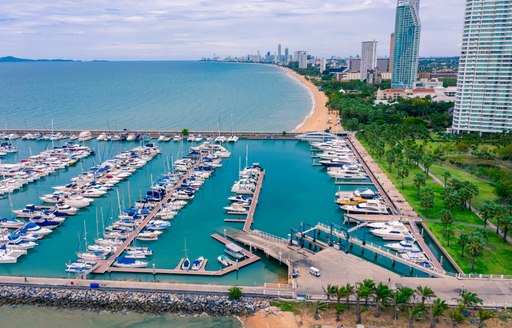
391,0,421,89
278,44,282,63
285,48,289,63
360,41,378,81
298,51,308,69
320,58,327,73
453,0,512,134
389,33,395,73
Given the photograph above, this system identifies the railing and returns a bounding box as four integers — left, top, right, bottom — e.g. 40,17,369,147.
251,230,289,245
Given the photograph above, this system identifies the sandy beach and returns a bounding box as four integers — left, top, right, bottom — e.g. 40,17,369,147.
283,68,341,133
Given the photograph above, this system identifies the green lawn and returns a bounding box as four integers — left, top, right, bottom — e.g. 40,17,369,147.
426,222,512,275
359,137,511,274
429,164,497,210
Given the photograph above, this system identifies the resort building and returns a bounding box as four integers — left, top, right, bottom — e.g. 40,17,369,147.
360,41,378,81
320,58,327,73
375,86,457,104
391,0,421,89
452,0,512,133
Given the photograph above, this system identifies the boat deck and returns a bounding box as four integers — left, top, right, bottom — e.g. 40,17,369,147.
344,214,422,223
334,180,373,185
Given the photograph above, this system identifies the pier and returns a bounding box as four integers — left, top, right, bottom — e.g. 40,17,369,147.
309,223,445,276
88,160,203,276
243,170,265,232
103,234,260,276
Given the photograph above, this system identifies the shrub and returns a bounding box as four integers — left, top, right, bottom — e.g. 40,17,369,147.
228,286,243,300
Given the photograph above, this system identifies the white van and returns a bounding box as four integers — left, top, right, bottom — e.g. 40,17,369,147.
309,266,320,277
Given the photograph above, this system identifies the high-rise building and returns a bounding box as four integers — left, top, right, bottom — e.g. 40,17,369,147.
389,33,395,72
391,0,421,89
453,0,512,134
320,58,327,73
298,51,308,69
360,41,378,81
285,48,289,63
278,44,282,63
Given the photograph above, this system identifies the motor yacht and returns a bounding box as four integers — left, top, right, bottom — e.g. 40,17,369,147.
371,226,412,241
341,199,389,214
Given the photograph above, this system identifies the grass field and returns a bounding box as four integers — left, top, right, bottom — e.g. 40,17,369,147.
359,138,512,274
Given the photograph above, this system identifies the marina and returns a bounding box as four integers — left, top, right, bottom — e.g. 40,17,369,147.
0,134,465,285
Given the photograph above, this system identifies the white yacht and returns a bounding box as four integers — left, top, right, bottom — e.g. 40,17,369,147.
385,238,421,253
295,131,340,143
113,257,148,268
341,199,389,214
78,131,94,141
224,203,249,214
367,221,404,229
371,227,412,241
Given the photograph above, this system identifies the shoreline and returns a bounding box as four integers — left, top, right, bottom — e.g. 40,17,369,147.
280,67,341,133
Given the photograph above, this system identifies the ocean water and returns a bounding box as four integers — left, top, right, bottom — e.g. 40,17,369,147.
0,61,311,131
0,305,242,328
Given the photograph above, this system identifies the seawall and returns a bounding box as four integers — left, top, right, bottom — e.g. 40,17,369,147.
0,285,268,316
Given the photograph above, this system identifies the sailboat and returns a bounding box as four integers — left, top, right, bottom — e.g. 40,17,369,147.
214,114,226,143
227,113,239,143
181,238,191,270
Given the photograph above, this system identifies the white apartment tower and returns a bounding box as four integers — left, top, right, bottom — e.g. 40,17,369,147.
453,0,512,133
298,51,308,69
360,41,378,81
320,58,327,73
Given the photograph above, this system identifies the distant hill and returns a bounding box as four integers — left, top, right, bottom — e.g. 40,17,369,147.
0,56,78,62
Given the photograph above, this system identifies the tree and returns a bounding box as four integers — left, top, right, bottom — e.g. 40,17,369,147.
466,182,479,209
420,187,435,218
181,128,189,136
414,173,427,197
408,304,425,328
458,231,469,257
467,232,486,273
314,300,327,320
444,191,459,211
323,284,335,301
422,153,435,176
334,285,346,322
443,225,455,247
448,308,465,328
386,149,396,172
340,283,354,310
360,278,375,306
355,282,364,324
459,289,483,311
458,187,471,211
392,286,415,320
442,171,452,188
228,286,242,300
416,285,436,305
397,161,410,188
479,200,496,227
477,307,494,328
440,209,453,232
374,283,392,317
430,298,448,328
499,214,512,242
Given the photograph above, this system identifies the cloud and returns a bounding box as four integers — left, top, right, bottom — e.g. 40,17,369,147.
0,0,464,60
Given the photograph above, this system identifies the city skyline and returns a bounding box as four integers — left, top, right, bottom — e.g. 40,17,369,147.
1,0,464,60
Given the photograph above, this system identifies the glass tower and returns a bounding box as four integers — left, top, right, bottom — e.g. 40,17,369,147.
453,0,512,133
391,0,421,89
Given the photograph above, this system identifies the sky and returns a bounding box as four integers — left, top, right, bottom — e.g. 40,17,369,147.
1,1,465,60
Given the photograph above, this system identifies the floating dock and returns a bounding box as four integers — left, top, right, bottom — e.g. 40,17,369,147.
243,170,265,232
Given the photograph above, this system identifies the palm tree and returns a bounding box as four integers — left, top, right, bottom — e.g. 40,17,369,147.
422,153,435,176
313,300,327,320
334,285,345,322
373,283,392,317
416,285,436,305
386,149,396,172
448,308,465,328
499,214,512,242
479,200,496,227
397,161,410,188
466,182,479,209
420,187,435,218
430,298,448,328
442,171,452,188
467,233,486,273
360,278,376,306
392,286,415,320
458,231,469,257
459,289,483,311
440,209,453,232
323,284,335,301
414,173,427,197
477,307,494,328
408,304,425,328
341,283,354,310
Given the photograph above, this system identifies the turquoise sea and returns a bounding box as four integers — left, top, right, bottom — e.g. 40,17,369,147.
0,61,311,131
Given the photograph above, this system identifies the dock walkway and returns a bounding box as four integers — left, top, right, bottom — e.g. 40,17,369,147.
243,170,265,232
89,160,202,276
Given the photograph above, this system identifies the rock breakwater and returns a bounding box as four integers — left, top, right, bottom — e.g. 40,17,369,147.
0,285,268,316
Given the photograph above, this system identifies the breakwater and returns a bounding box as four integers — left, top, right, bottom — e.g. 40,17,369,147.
0,285,268,316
